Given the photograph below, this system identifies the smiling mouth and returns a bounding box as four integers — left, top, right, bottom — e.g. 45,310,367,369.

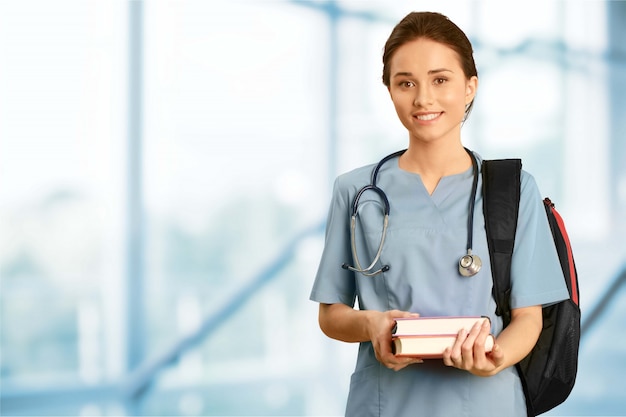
414,113,441,121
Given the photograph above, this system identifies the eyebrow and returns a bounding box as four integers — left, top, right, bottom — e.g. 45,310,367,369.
392,68,454,78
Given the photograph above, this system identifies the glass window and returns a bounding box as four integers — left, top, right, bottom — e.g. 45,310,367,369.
0,0,127,414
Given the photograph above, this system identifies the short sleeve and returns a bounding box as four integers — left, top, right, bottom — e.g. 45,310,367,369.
509,172,570,308
309,176,358,306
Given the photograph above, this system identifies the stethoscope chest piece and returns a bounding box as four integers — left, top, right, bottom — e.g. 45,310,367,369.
459,251,482,277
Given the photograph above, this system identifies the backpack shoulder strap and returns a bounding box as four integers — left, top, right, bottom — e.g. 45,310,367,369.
482,159,522,326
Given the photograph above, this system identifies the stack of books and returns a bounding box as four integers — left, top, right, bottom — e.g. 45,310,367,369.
391,316,494,358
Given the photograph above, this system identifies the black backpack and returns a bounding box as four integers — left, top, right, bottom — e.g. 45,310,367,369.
482,159,581,417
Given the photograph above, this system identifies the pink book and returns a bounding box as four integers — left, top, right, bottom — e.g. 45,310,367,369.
392,316,491,337
392,333,495,358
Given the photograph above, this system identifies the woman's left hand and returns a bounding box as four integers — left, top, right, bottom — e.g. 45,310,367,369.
442,318,505,376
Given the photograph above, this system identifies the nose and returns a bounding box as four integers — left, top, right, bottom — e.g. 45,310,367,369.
413,85,434,107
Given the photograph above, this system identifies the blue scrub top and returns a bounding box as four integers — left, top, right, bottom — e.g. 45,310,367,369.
309,152,569,417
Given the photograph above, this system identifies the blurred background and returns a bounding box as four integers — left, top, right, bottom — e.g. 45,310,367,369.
1,0,625,416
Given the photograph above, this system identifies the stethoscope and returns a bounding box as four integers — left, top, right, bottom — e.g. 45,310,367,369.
341,147,482,277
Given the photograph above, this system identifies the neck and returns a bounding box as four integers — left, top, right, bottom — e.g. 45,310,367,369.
399,142,471,178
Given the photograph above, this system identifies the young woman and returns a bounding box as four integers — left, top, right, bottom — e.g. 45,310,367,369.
309,11,569,417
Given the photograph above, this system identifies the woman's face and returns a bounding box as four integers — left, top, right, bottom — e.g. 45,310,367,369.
387,38,477,146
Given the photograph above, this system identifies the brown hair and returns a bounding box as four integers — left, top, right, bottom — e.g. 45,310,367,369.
382,12,478,118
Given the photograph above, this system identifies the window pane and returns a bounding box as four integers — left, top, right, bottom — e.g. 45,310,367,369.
0,0,126,392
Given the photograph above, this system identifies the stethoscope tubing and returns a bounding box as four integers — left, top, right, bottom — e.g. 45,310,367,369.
342,147,481,277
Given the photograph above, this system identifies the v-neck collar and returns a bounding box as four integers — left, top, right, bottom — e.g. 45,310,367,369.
391,158,475,205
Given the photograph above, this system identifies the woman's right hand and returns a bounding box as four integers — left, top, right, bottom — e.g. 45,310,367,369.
367,309,424,371
318,304,423,371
